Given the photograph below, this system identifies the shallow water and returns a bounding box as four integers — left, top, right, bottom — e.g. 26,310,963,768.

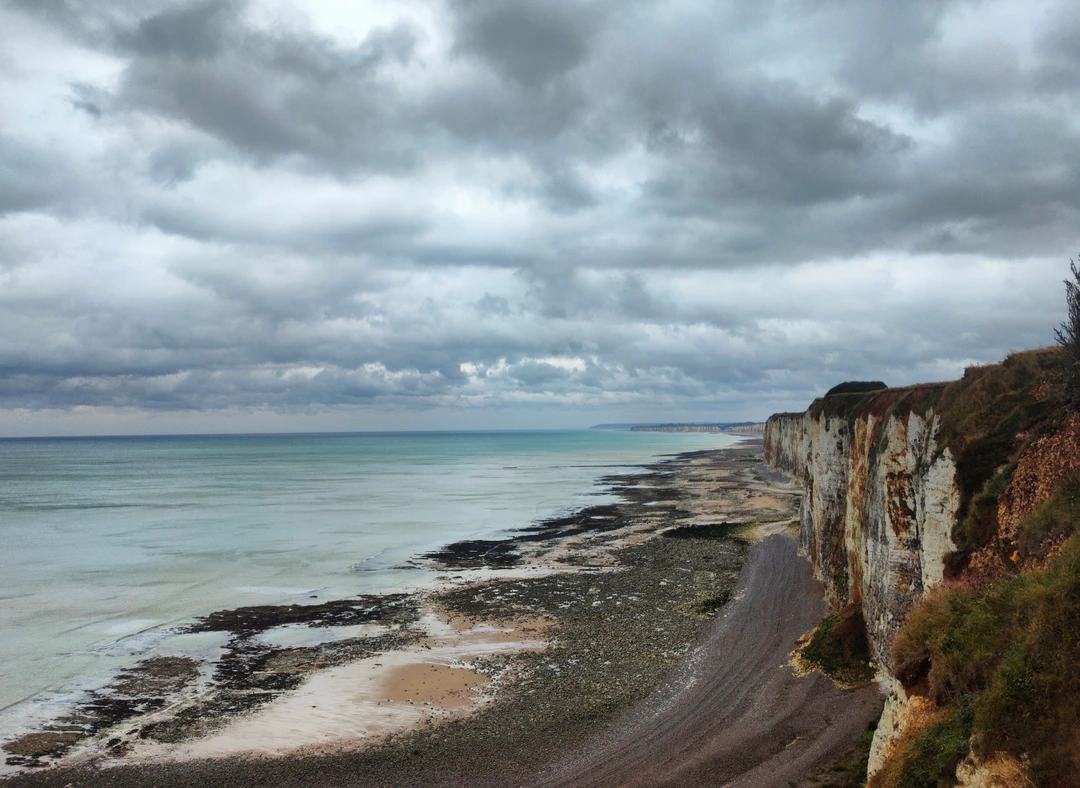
0,429,740,738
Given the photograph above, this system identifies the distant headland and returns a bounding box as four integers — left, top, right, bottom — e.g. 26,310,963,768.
590,422,765,434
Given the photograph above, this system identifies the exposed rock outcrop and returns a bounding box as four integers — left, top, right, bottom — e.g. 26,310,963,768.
764,348,1066,784
766,386,963,778
998,411,1080,542
764,385,959,671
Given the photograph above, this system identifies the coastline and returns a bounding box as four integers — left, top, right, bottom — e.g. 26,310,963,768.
0,429,734,738
3,440,880,787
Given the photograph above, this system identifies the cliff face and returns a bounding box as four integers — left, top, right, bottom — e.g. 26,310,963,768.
765,386,960,670
765,350,1080,786
765,350,1065,783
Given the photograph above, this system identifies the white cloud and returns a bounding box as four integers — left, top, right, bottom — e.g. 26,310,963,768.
0,0,1074,434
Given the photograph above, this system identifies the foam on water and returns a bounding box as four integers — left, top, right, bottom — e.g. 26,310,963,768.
254,623,393,648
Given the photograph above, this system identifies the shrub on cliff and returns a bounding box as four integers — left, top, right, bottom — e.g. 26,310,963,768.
870,701,974,788
936,348,1057,557
800,604,876,685
1056,259,1080,410
1015,475,1080,560
889,510,1080,787
824,381,888,397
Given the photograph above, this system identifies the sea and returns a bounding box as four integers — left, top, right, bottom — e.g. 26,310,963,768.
0,429,742,742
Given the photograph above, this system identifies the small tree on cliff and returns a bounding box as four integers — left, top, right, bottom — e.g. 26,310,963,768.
1056,258,1080,409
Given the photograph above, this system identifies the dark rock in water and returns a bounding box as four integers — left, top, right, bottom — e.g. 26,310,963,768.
2,596,424,764
131,594,423,744
423,459,709,571
517,504,629,540
185,593,416,637
422,502,639,571
109,656,200,697
1,657,201,767
139,627,418,744
423,539,522,569
3,731,81,759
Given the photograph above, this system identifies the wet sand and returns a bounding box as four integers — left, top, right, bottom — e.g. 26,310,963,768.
1,444,883,787
127,614,550,763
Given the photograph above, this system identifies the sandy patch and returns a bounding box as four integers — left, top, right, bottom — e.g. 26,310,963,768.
746,493,785,510
111,613,550,764
380,663,486,708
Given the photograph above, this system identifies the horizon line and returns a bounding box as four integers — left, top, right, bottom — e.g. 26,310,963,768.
0,424,760,441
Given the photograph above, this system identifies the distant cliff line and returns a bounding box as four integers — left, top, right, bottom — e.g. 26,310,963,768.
591,422,765,434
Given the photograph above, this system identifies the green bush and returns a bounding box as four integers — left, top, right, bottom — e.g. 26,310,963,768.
952,463,1016,556
825,381,888,397
892,585,996,703
890,529,1080,787
802,604,876,685
974,535,1080,785
874,702,974,788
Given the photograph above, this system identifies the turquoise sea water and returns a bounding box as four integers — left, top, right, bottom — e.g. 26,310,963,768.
0,429,741,738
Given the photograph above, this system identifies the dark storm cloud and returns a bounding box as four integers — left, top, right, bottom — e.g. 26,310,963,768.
114,0,235,60
450,0,604,88
144,141,205,186
638,82,909,211
100,3,423,170
1040,7,1080,91
0,0,1075,429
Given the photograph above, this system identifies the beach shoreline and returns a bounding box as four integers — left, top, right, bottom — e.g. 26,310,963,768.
3,440,880,787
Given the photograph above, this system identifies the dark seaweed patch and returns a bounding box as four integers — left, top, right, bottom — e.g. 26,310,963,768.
423,540,522,568
2,657,201,767
140,630,418,743
424,502,637,570
185,593,416,637
662,522,742,541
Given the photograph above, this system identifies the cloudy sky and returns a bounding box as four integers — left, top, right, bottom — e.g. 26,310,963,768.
0,0,1076,435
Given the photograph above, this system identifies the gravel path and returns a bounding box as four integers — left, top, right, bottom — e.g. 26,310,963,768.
525,532,884,788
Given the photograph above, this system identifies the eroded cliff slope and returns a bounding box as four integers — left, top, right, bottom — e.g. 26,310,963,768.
765,350,1057,662
766,384,959,670
765,348,1080,786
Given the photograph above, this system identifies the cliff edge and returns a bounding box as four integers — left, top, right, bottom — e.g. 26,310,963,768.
766,348,1080,787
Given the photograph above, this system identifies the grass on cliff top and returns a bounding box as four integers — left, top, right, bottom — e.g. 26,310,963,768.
941,349,1058,546
937,348,1056,451
825,381,888,397
800,604,876,686
934,348,1059,555
885,490,1080,787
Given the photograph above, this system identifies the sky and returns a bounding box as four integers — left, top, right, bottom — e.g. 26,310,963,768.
0,0,1077,436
